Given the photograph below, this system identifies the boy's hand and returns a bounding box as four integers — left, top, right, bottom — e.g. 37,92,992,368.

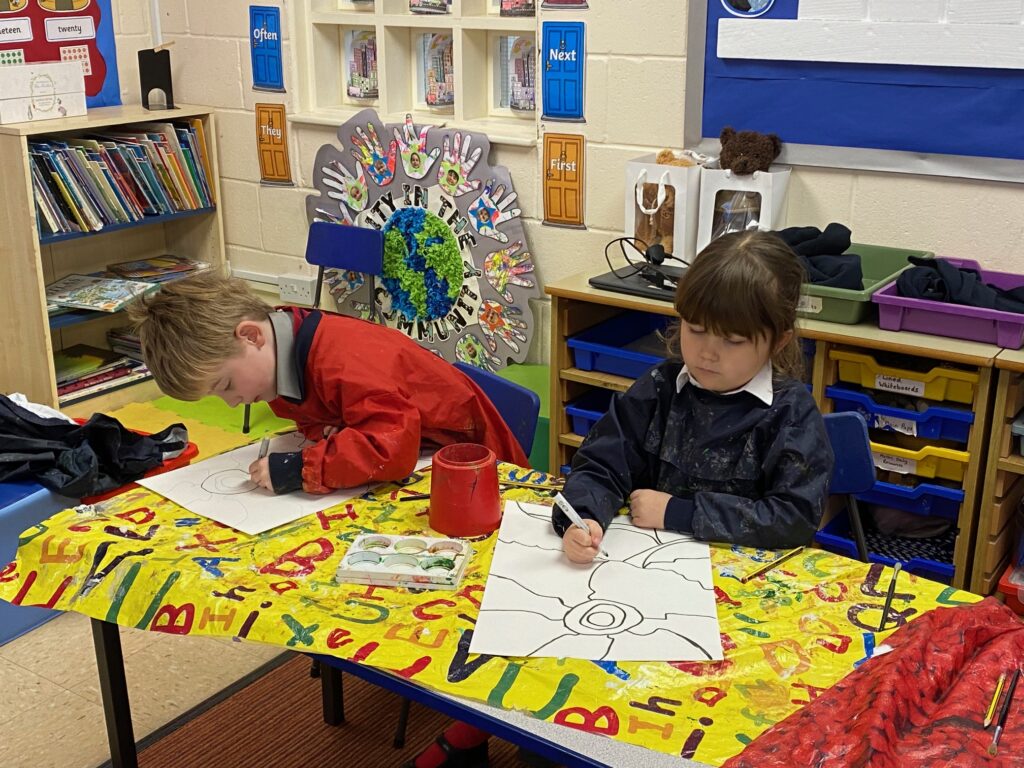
629,489,671,529
322,425,339,439
248,457,273,491
562,519,604,564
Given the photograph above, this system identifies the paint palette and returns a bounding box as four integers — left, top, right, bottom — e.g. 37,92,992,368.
335,534,473,590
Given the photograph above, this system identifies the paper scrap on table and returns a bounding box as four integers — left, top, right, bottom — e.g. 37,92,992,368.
470,500,722,661
138,431,430,535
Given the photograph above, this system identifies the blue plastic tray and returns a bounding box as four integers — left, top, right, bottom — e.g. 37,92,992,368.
565,389,614,437
568,313,668,378
856,479,964,521
826,385,973,443
815,508,954,584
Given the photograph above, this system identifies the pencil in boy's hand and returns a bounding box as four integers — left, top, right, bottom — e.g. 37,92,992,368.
257,436,270,460
989,668,1019,755
738,547,804,584
878,561,902,632
985,672,1007,729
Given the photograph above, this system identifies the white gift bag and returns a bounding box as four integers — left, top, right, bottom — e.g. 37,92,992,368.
624,155,702,262
696,165,791,254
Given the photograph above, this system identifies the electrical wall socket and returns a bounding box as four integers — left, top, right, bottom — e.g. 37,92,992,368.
278,273,319,305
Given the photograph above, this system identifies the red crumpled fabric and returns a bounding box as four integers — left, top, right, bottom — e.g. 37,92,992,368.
723,598,1024,768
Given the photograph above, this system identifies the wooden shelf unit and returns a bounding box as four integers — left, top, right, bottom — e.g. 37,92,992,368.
546,272,1001,591
0,104,226,411
296,0,539,145
975,348,1024,594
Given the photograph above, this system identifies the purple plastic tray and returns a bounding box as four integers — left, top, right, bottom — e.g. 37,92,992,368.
872,257,1024,349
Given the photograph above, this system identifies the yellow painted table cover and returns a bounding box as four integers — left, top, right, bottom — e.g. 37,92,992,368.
0,466,979,766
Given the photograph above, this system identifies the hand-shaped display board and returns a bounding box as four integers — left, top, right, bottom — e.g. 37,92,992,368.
305,109,540,372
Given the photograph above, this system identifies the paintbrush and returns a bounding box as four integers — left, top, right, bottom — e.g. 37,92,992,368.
989,668,1019,755
738,547,805,584
878,562,902,632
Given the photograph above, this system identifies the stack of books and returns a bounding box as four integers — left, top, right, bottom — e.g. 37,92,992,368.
54,344,151,406
106,327,144,361
45,274,158,314
29,119,216,237
106,255,210,283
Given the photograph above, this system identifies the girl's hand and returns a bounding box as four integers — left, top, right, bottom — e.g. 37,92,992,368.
629,489,672,529
562,519,604,564
322,425,340,439
248,457,273,491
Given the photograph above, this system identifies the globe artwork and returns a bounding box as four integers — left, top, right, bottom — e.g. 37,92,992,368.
305,109,539,371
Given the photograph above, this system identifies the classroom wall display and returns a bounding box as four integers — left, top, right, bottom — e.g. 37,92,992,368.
500,0,535,17
690,0,1024,177
0,469,980,766
255,102,293,185
421,32,454,109
410,0,449,13
541,0,588,8
542,131,585,229
346,29,378,99
472,501,722,661
540,21,584,122
0,0,120,108
249,5,285,92
304,108,540,372
504,35,536,112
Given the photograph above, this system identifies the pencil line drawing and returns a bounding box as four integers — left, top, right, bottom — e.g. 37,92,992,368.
470,501,723,661
138,432,430,536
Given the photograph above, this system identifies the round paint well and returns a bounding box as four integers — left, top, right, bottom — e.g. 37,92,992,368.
428,540,464,555
381,554,419,570
346,551,381,566
393,538,426,554
360,536,392,550
420,556,456,573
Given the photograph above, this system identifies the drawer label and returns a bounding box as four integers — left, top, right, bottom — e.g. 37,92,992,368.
875,374,925,397
873,451,917,475
797,295,822,314
874,413,918,437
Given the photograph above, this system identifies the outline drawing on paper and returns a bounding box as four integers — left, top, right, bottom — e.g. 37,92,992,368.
470,501,723,661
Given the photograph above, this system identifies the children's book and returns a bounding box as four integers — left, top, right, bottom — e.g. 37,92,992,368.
53,344,135,385
107,255,209,281
46,274,159,313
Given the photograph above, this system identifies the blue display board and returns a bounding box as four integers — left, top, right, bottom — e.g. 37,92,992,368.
701,0,1024,161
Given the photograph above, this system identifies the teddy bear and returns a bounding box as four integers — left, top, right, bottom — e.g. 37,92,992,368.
718,126,782,175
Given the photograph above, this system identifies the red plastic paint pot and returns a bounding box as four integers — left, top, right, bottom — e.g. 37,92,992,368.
429,443,500,537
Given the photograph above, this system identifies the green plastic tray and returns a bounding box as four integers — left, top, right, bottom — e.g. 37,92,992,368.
797,243,933,324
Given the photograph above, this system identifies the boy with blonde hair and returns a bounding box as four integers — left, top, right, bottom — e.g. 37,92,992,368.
128,271,527,493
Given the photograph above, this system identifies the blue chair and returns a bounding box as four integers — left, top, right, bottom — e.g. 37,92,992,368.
454,361,540,456
244,222,385,433
822,411,876,562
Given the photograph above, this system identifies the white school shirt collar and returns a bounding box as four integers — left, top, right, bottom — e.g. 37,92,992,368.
675,361,774,406
269,310,302,400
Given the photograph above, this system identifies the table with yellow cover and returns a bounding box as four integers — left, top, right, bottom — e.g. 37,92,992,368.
0,464,979,766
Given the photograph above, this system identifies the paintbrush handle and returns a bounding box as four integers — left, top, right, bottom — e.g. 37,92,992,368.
738,547,804,584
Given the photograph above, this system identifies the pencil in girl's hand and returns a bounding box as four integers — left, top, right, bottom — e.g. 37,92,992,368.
984,672,1007,729
989,668,1019,755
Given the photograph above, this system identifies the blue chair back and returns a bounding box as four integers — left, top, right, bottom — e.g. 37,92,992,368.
454,361,540,456
305,221,384,313
823,411,876,495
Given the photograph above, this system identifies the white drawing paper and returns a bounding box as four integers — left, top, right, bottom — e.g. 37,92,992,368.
470,501,722,661
138,432,430,536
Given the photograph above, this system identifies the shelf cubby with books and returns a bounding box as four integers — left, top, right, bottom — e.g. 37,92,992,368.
0,103,225,412
297,0,539,146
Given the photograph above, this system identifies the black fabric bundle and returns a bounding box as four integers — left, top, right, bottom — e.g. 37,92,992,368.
896,256,1024,315
774,223,864,290
0,394,188,497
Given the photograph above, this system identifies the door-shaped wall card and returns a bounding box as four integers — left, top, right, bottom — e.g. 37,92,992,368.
249,5,285,92
543,132,585,229
255,103,293,185
541,21,584,122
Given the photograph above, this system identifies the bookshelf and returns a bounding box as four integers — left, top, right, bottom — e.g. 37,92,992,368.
0,103,226,412
295,0,539,146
